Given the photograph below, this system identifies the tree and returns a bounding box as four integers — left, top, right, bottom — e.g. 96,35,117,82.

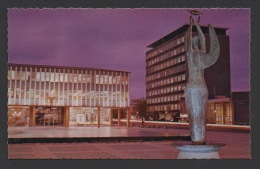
134,98,147,124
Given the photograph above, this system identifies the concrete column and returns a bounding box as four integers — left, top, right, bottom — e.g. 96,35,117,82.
29,106,36,127
110,108,113,126
117,108,121,127
97,106,100,128
127,107,130,127
63,106,69,127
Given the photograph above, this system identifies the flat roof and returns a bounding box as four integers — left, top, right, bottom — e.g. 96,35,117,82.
8,63,131,73
147,24,229,48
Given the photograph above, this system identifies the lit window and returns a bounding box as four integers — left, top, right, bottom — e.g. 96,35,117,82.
178,75,181,81
167,79,170,84
174,58,177,64
171,78,174,83
167,88,170,92
182,85,186,90
182,74,186,80
177,39,180,45
181,55,186,62
178,85,182,91
181,36,185,43
174,77,178,82
178,57,181,63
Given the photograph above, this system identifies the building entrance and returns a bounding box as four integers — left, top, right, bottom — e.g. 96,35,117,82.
35,107,64,126
69,107,110,126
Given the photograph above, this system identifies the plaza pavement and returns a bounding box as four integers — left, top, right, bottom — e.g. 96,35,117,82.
8,126,250,159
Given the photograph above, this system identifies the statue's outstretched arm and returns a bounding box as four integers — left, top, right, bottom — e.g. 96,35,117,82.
185,17,193,54
195,23,206,54
185,17,194,68
204,24,220,68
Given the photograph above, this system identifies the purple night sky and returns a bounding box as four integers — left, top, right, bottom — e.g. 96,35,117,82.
8,9,250,99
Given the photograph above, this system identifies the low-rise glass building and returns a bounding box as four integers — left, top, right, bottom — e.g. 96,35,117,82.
7,63,130,127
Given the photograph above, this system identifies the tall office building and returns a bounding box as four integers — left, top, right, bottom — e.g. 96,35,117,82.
146,24,231,121
8,63,130,127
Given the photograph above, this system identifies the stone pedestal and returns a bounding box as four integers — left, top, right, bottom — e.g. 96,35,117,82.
174,142,225,159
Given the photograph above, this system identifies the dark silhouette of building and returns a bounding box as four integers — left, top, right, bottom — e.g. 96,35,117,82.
231,92,250,125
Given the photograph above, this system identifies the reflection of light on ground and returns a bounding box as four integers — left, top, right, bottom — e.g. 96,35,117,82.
163,133,170,137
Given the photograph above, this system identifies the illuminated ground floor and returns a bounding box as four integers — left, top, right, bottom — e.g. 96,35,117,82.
147,98,234,125
8,105,130,127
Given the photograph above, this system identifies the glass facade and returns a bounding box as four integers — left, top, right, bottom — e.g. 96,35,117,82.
8,106,30,126
8,64,130,127
69,107,110,126
206,101,233,125
35,107,64,126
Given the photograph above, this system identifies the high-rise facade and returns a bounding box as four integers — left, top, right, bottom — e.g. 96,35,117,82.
146,24,231,120
8,63,130,127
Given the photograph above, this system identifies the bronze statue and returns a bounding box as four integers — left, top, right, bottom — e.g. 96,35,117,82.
185,14,220,144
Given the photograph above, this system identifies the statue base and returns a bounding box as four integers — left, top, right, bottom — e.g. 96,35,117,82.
173,142,225,159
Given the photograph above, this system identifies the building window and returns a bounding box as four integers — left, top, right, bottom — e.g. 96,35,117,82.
8,106,30,127
181,47,185,52
177,38,180,45
174,50,177,55
181,55,186,62
177,57,181,63
181,36,185,43
182,74,186,80
224,102,232,125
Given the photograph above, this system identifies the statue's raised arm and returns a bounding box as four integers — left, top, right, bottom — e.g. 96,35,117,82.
195,23,206,55
203,24,220,68
185,16,194,55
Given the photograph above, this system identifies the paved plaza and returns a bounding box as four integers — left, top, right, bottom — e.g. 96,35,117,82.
8,126,250,159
